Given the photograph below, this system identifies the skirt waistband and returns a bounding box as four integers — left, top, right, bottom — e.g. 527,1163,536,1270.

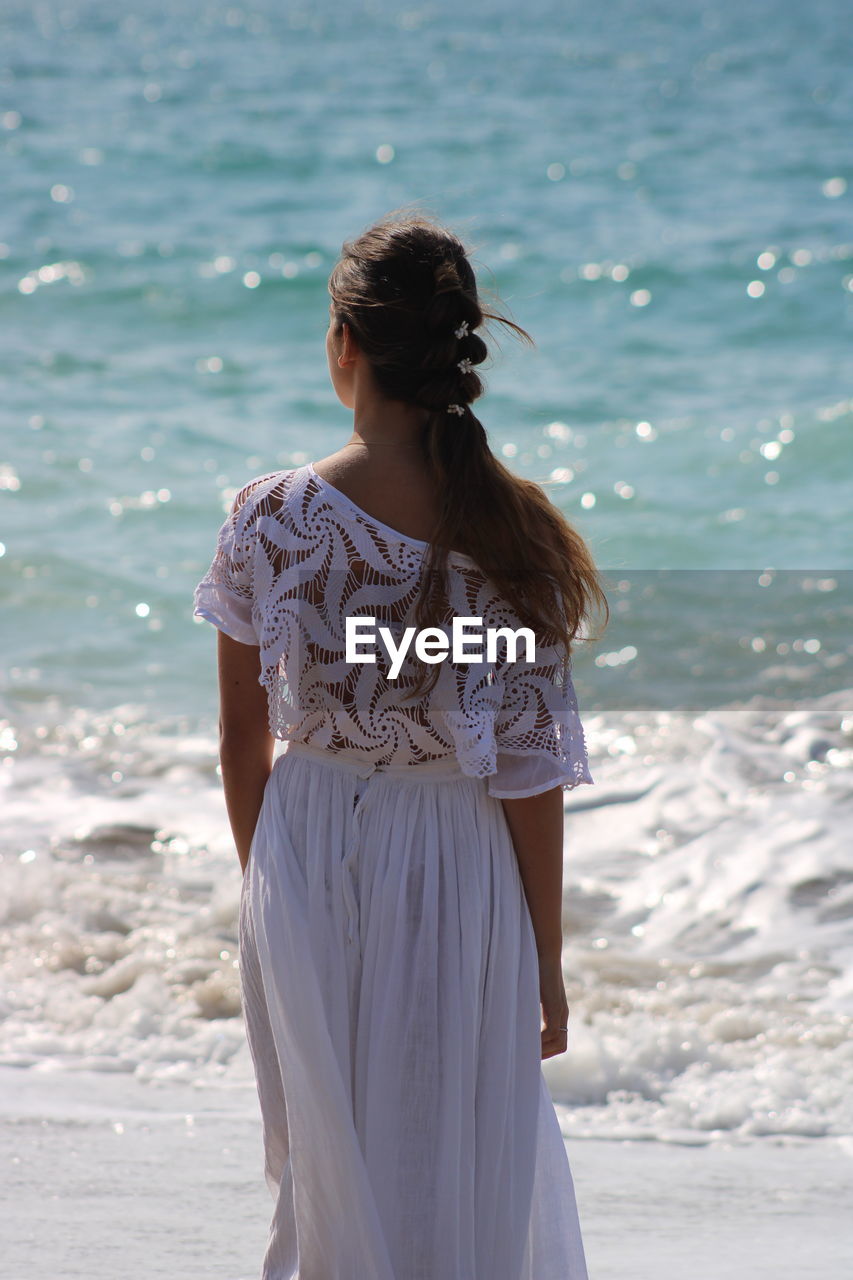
281,739,469,783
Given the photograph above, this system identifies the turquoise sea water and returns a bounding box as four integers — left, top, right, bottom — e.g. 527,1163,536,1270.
2,0,852,715
1,1,852,1140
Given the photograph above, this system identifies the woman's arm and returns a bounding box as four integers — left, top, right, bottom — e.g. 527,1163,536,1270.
500,786,570,1060
500,786,564,958
217,631,275,874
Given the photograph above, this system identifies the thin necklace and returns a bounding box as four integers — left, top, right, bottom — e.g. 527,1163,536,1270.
340,440,424,450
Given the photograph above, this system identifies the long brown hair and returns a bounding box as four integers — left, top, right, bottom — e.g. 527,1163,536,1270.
328,207,609,699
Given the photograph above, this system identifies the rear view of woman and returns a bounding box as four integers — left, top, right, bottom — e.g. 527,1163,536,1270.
194,209,606,1279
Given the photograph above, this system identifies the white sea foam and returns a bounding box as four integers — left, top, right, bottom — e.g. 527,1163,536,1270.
1,691,851,1143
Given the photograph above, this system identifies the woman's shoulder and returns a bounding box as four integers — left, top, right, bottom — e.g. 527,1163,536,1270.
231,464,305,521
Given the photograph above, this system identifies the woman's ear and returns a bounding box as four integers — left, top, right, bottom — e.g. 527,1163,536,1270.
338,322,359,368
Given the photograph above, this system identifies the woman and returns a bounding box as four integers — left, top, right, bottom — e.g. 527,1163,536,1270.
194,210,607,1279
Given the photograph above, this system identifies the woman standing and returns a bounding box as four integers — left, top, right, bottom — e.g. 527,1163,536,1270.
194,211,606,1279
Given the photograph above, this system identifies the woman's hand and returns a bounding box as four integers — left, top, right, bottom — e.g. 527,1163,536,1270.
538,953,570,1060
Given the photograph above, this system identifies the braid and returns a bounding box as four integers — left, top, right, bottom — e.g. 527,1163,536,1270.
328,221,495,420
414,260,488,416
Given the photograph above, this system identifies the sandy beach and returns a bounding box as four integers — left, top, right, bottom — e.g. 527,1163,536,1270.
4,1064,851,1279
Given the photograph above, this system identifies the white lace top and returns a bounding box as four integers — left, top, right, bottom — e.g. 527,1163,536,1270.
193,463,593,800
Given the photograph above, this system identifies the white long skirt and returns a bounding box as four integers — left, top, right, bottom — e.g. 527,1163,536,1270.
238,738,589,1280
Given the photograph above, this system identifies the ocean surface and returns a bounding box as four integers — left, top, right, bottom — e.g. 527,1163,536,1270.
1,0,852,1151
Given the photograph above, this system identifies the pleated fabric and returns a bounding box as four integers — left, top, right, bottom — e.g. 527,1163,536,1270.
238,739,589,1280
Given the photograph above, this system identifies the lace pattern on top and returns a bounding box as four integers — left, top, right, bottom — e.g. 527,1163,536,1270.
193,464,594,798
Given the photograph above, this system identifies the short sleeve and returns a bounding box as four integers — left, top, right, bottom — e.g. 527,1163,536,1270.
486,637,593,800
193,484,261,646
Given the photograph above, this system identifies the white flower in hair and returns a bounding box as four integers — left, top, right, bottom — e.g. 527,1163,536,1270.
447,403,465,416
453,321,469,339
457,357,474,375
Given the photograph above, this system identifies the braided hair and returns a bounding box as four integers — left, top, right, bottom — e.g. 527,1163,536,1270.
328,221,490,419
327,209,608,701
